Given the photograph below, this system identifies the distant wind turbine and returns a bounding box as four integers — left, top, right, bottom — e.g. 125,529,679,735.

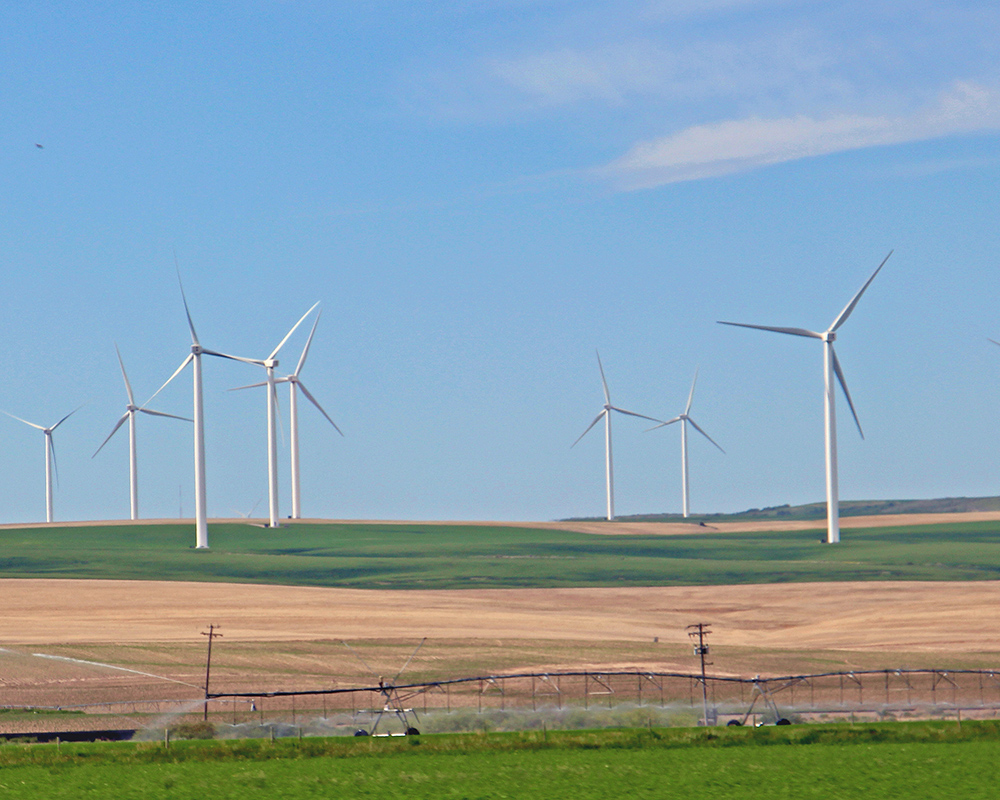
231,311,343,520
718,251,892,544
93,344,191,521
231,498,263,519
647,370,724,518
152,271,260,549
572,350,662,521
231,301,320,529
2,405,84,523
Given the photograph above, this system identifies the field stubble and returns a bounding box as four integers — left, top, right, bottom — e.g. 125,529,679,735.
4,578,1000,733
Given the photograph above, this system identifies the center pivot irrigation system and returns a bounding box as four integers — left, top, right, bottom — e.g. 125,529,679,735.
193,630,1000,732
200,666,1000,731
341,639,426,737
9,629,1000,736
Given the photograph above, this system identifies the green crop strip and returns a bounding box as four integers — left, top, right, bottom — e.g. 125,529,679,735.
1,520,1000,588
0,722,999,799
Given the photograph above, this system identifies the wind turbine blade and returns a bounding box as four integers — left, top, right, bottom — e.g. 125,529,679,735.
609,406,665,424
829,250,892,332
137,408,193,422
392,637,427,683
93,413,129,458
114,343,135,405
645,415,682,432
49,435,59,488
718,321,823,339
175,260,200,347
294,311,322,376
269,301,320,361
572,410,606,448
685,369,699,415
297,381,344,435
273,383,286,446
147,354,194,405
200,348,264,366
50,403,85,432
831,345,864,439
0,410,45,430
687,417,726,454
228,381,269,391
595,350,610,404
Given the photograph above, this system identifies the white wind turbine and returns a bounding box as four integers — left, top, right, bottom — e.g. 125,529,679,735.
2,405,84,523
572,350,662,521
232,301,320,529
153,274,260,549
718,252,892,544
93,344,192,520
647,370,724,518
231,311,343,520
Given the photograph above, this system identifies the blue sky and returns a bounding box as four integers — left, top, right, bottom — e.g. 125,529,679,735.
2,1,999,523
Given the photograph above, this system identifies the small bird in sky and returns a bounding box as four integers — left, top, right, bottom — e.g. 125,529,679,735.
35,143,43,149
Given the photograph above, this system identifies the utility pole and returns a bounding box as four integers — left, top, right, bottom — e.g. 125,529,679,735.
687,622,713,726
202,624,222,721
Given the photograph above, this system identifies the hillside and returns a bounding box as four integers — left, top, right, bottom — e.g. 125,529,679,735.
592,496,1000,524
1,517,1000,589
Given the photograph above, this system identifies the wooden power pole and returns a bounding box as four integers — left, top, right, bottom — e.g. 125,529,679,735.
687,622,713,726
202,624,222,721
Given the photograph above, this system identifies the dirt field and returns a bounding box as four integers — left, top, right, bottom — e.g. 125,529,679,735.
2,576,999,727
4,576,1000,652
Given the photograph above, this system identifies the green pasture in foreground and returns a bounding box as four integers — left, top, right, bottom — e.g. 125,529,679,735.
2,722,1000,799
2,519,1000,588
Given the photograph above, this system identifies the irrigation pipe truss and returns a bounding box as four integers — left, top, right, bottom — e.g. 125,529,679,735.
8,667,1000,718
207,667,1000,701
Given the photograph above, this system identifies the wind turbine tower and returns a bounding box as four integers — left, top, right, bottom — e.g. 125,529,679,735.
647,370,724,518
719,252,891,544
2,405,83,523
230,310,343,520
287,313,343,518
572,350,662,521
230,302,320,528
154,274,259,548
93,345,191,520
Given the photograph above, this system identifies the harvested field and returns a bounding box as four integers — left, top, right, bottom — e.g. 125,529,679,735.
3,577,1000,651
3,578,1000,733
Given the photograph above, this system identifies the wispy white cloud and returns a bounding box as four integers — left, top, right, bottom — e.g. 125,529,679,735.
491,33,836,107
599,81,1000,189
492,43,667,106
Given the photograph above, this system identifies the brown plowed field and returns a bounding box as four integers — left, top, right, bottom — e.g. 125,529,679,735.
3,577,999,652
3,576,1000,727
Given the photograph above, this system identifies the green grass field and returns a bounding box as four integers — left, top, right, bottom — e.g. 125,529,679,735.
2,722,999,799
2,519,1000,588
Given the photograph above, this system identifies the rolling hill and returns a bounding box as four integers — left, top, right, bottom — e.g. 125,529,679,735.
592,496,1000,524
